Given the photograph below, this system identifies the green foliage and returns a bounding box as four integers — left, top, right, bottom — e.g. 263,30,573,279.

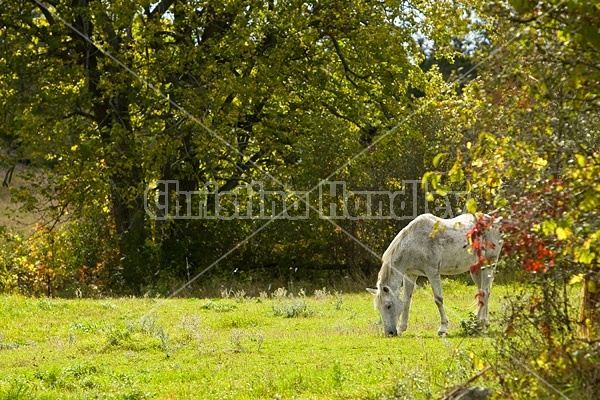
0,0,489,292
422,1,599,396
494,283,600,398
0,211,120,296
459,312,483,337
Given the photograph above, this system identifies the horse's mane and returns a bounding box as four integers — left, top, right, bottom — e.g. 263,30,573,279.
377,262,393,286
377,214,440,286
377,219,416,286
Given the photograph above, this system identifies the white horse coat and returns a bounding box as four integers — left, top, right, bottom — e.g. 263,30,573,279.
368,213,502,335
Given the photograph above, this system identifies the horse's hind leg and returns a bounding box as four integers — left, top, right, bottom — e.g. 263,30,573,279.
427,273,449,335
399,274,417,333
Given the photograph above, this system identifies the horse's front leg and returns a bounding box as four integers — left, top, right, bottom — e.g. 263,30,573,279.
473,266,494,326
399,274,417,333
427,273,449,335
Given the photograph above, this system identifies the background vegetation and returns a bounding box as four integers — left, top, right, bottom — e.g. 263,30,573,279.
0,0,488,294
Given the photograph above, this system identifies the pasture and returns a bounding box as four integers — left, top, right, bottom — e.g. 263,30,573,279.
0,280,509,399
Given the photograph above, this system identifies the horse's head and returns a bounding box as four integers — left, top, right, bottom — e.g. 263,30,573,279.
367,285,403,336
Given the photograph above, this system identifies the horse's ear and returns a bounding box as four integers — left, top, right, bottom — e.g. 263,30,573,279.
366,288,378,295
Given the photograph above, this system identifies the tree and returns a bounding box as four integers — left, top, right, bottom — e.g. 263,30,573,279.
1,0,485,292
425,0,599,395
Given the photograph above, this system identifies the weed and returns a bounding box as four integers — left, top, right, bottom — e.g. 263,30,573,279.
64,363,99,379
460,312,484,337
314,288,343,309
220,287,230,298
139,314,157,335
233,289,247,302
100,301,117,310
136,315,171,357
271,300,315,318
70,321,100,333
228,329,264,353
258,291,269,302
34,367,61,389
229,329,249,353
0,333,20,350
0,378,33,400
102,324,131,347
331,360,346,386
155,326,170,357
314,287,331,300
178,314,202,337
200,299,236,312
254,332,264,352
220,315,259,329
118,388,154,400
333,291,344,310
37,299,57,310
271,287,288,300
270,287,316,317
219,287,248,302
177,314,215,354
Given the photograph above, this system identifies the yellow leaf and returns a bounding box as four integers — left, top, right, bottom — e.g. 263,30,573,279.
569,274,583,285
432,153,446,168
472,159,484,168
555,227,570,240
466,198,477,214
475,358,486,371
532,157,547,169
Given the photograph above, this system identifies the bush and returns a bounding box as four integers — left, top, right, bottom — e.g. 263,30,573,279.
494,276,599,398
0,212,120,296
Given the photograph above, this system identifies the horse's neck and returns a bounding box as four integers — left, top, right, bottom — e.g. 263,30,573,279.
379,264,404,291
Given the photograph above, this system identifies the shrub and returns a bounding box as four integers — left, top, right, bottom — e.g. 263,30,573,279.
0,212,120,296
271,299,315,318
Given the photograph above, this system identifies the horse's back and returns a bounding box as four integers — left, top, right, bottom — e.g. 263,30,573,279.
383,213,500,275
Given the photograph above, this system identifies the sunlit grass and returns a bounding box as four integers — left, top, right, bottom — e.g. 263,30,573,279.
0,280,511,399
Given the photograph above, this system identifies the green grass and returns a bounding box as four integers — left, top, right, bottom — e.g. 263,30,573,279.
0,280,510,399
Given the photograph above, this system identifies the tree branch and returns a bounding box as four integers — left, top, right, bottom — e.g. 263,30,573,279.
65,110,96,120
32,0,56,25
321,102,362,131
146,0,177,19
328,33,370,80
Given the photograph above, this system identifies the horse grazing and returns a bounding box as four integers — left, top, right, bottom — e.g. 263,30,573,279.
367,213,502,336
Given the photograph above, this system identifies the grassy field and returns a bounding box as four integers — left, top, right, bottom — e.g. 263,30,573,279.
0,280,510,399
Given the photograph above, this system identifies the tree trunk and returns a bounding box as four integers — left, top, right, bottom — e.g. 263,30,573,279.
66,4,152,291
156,147,201,277
111,182,149,292
579,269,600,339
